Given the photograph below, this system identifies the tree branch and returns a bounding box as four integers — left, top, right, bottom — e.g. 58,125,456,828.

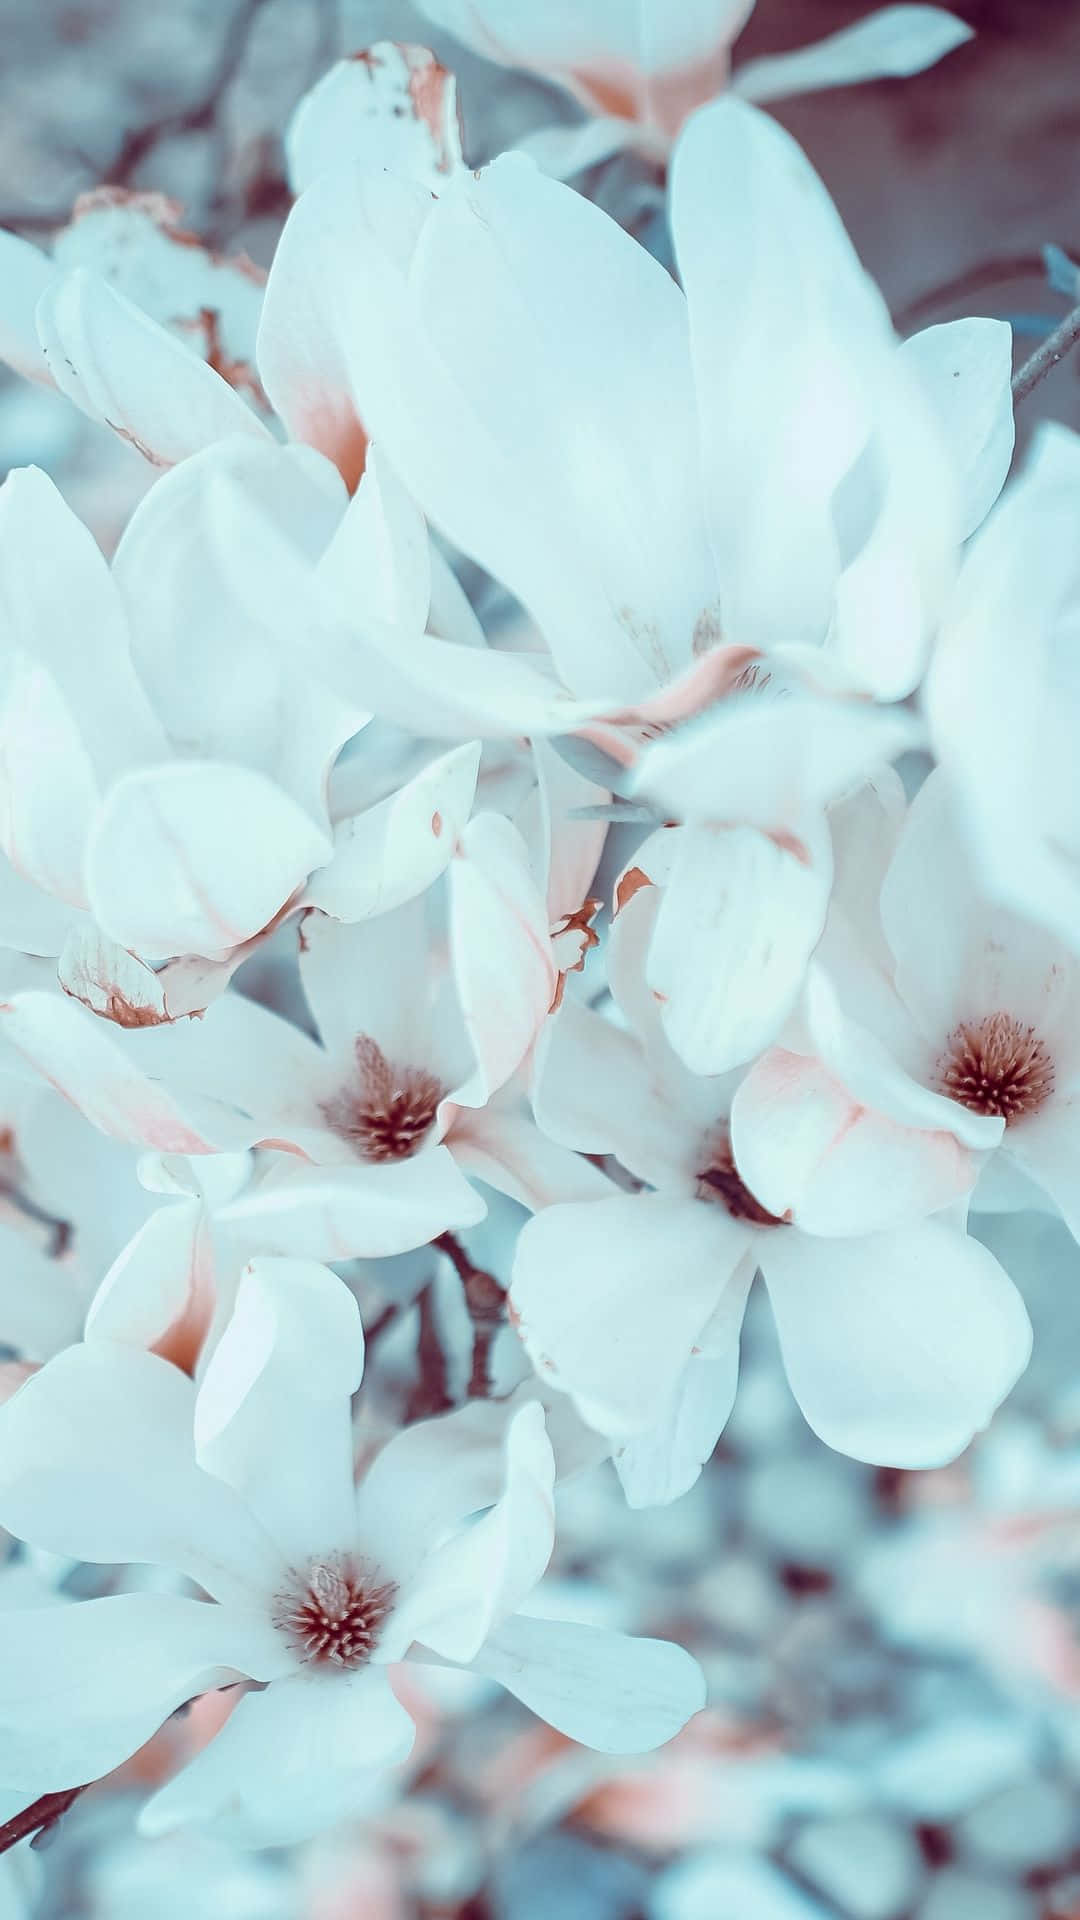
1011,300,1080,404
434,1232,506,1401
0,1786,86,1856
405,1281,454,1422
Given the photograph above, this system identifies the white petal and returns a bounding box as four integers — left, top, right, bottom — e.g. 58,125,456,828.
646,823,831,1076
217,1151,486,1258
0,989,257,1153
471,1613,705,1752
0,1593,284,1798
1007,1094,1080,1246
531,995,699,1190
0,1342,283,1603
140,1664,415,1847
86,761,332,957
37,269,270,466
0,1221,84,1362
388,1401,555,1664
0,228,55,384
304,742,480,921
449,814,556,1106
85,1197,212,1361
760,1223,1032,1466
194,1259,362,1563
900,317,1014,539
614,1313,748,1508
287,44,462,195
510,1193,749,1436
448,1097,613,1211
735,6,972,103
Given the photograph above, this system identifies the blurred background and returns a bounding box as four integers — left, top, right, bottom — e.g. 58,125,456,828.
3,3,1080,1917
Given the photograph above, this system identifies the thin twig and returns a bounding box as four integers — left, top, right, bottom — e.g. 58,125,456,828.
434,1232,506,1401
0,1786,86,1856
405,1282,453,1422
1011,300,1080,404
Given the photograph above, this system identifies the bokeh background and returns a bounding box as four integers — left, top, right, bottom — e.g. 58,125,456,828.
3,4,1080,1917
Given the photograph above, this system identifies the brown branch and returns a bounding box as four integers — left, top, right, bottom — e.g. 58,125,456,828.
1011,300,1080,404
0,1785,86,1856
405,1282,453,1422
434,1233,506,1401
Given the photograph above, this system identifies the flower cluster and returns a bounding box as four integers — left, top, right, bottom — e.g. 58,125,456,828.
0,0,1074,1877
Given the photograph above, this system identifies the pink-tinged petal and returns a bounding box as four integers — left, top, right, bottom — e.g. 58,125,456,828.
879,769,1078,1047
531,996,699,1191
194,1259,362,1563
646,822,832,1076
1006,1093,1080,1246
527,736,608,927
760,1223,1032,1466
57,925,171,1028
304,742,480,921
731,1047,982,1238
448,1096,613,1211
0,228,55,384
900,318,1014,540
0,990,258,1153
449,814,556,1107
0,1220,84,1361
511,1193,750,1437
613,1274,751,1507
736,6,971,103
85,761,332,958
0,1342,284,1604
469,1614,705,1752
388,1401,555,1664
140,1664,415,1846
0,1593,287,1800
84,1199,213,1368
287,44,463,195
36,268,271,467
217,1151,486,1259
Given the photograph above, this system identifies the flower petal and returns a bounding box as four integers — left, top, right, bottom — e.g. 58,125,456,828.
900,317,1014,540
760,1222,1032,1465
449,813,556,1106
735,6,972,104
0,1593,285,1798
304,742,480,922
140,1663,415,1846
511,1193,750,1437
470,1614,705,1753
286,44,462,195
219,1148,487,1257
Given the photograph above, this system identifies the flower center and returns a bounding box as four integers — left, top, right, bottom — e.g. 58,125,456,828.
695,1128,786,1227
936,1012,1055,1124
273,1555,397,1669
322,1035,442,1162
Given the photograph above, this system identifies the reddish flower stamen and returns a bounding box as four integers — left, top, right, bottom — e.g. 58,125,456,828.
696,1128,786,1227
273,1555,397,1669
322,1035,442,1162
937,1012,1055,1124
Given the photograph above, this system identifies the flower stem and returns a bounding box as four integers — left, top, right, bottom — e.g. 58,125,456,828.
1011,301,1080,404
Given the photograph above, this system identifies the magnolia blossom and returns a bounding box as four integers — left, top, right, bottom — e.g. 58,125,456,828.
510,882,1031,1496
0,1259,704,1843
742,771,1080,1248
412,1,973,177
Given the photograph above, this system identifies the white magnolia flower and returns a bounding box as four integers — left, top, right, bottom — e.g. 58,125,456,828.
0,1259,704,1843
511,882,1031,1497
270,92,1011,752
412,1,972,178
748,770,1080,1250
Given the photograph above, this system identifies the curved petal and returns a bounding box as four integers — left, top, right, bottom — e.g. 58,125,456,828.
646,823,831,1077
0,228,55,384
449,813,556,1106
0,1593,286,1798
86,761,332,958
613,1277,751,1507
84,1197,212,1362
219,1146,486,1255
510,1193,750,1437
760,1222,1032,1466
194,1259,362,1563
286,45,462,195
900,317,1014,540
387,1400,555,1664
735,6,972,104
1006,1094,1080,1247
140,1663,415,1847
448,1097,613,1211
304,742,480,922
0,1342,284,1604
531,995,699,1190
470,1614,705,1753
0,1221,84,1362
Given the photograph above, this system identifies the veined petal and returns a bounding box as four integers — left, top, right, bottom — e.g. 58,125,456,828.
194,1259,363,1563
470,1614,706,1752
0,1593,286,1799
0,1343,284,1604
760,1223,1032,1466
511,1193,750,1437
140,1663,415,1846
